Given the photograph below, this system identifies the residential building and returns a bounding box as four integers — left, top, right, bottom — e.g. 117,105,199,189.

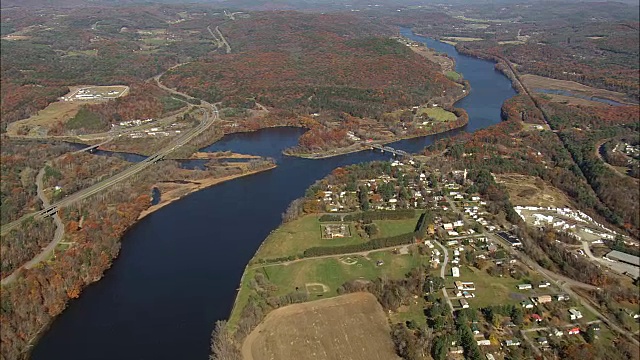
535,295,552,304
460,299,469,309
569,308,583,320
517,284,533,290
538,281,551,288
449,346,463,354
477,339,491,346
537,337,548,345
568,327,580,335
504,339,521,347
451,267,460,278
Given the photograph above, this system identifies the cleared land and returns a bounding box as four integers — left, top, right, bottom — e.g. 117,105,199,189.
495,173,573,208
418,107,458,122
254,215,365,261
521,74,632,106
6,85,129,136
410,46,456,73
241,293,400,360
254,214,420,261
231,249,426,327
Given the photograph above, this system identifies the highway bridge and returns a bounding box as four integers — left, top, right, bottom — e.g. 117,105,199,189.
370,143,413,159
1,105,218,233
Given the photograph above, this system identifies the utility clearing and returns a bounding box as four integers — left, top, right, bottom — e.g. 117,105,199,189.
241,292,400,360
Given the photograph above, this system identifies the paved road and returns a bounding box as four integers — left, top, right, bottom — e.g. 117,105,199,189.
444,195,637,344
489,233,638,346
1,167,65,286
1,77,218,235
434,239,454,314
206,25,231,54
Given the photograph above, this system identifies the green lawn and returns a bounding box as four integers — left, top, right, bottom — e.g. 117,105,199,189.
445,71,461,81
254,215,366,261
444,265,547,308
230,249,427,328
418,107,457,122
254,214,421,261
373,214,421,237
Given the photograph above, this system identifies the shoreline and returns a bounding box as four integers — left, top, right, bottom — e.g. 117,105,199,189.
137,164,277,220
22,163,277,358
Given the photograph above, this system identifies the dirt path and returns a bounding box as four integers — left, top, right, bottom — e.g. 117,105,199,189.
248,244,411,270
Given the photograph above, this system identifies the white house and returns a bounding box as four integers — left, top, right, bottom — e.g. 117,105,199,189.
452,267,460,278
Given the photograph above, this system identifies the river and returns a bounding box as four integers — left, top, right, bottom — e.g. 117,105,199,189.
31,29,516,360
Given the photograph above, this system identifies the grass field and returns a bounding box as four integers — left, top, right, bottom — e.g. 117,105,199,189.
6,101,81,136
231,248,426,327
419,107,458,122
255,214,420,261
373,214,421,237
241,293,400,360
444,265,552,308
254,215,365,261
445,71,462,81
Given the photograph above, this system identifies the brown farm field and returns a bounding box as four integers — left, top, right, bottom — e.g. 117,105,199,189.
521,74,633,106
241,292,400,360
495,173,573,208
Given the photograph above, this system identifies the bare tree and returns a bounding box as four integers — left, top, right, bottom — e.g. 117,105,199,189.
210,320,241,360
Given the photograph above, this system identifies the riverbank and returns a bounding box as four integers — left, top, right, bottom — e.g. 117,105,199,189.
138,164,277,220
285,112,470,160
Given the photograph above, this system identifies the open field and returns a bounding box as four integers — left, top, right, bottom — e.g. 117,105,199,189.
257,250,425,298
495,173,573,208
373,214,421,237
6,101,82,136
409,46,456,73
241,293,400,360
254,215,365,261
6,85,129,136
419,107,458,122
521,74,633,105
230,249,426,327
445,265,551,308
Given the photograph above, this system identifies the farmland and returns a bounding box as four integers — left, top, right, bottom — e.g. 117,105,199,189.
241,293,400,360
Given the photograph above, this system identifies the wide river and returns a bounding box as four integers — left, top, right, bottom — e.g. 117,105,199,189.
32,29,516,360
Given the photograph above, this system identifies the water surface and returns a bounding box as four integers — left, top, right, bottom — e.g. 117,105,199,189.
32,29,516,360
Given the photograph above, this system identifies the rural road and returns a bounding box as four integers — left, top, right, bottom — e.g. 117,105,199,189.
434,239,454,314
490,232,639,346
1,167,66,286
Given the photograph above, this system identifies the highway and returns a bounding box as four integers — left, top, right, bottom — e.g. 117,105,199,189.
1,99,218,235
34,106,217,219
1,167,66,286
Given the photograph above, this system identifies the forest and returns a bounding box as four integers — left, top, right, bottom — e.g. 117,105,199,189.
0,152,275,360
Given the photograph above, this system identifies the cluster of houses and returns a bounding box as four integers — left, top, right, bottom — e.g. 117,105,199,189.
514,206,618,240
517,280,572,311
